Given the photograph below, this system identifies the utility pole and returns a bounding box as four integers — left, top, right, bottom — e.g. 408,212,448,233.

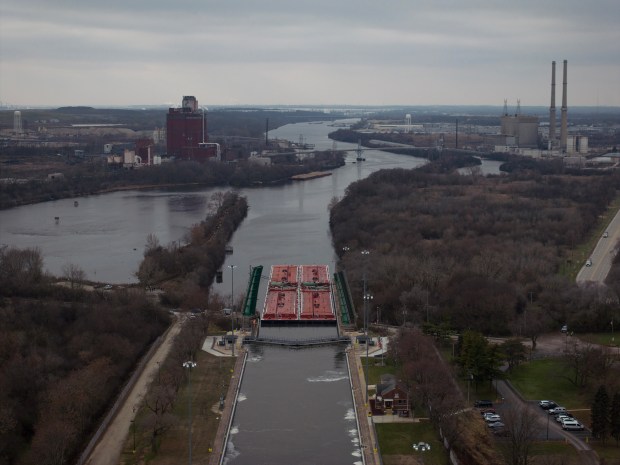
228,265,237,356
182,361,197,465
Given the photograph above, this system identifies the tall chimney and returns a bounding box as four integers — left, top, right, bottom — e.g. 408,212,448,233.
560,60,568,152
549,61,556,148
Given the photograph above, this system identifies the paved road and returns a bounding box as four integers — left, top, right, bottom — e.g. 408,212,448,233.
495,380,599,465
577,207,620,283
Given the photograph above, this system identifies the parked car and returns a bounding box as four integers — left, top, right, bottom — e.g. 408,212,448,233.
586,259,592,267
561,325,568,333
484,414,502,423
479,408,496,415
492,427,510,437
562,420,584,431
488,421,505,429
548,406,567,415
539,400,558,410
555,414,572,423
474,400,493,408
604,231,609,238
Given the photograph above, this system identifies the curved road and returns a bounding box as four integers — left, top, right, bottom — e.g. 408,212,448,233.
495,379,599,465
577,207,620,283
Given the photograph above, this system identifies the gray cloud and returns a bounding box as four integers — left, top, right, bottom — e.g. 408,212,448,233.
1,0,619,106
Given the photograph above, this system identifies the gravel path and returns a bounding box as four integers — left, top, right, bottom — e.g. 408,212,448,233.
84,318,184,465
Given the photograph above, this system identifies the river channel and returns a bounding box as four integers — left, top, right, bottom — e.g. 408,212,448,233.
0,119,501,289
0,119,502,464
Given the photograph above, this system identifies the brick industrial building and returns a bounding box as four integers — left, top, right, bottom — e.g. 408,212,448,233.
166,96,220,161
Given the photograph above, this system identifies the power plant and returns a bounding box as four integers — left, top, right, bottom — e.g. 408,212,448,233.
497,59,589,157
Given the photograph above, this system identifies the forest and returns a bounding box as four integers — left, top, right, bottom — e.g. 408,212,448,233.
0,149,344,210
0,191,247,465
331,160,620,336
0,253,170,465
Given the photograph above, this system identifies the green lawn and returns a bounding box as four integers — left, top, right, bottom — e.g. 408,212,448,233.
506,358,592,409
505,357,620,463
376,421,448,464
360,355,401,385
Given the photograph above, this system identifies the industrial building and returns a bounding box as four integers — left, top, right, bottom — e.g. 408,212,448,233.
495,60,589,157
165,96,220,161
499,100,539,148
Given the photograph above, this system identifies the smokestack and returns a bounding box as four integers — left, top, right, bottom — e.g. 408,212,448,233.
560,60,568,152
549,61,556,148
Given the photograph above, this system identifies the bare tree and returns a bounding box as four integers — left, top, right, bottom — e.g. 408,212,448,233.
564,342,614,388
62,263,85,289
500,403,543,465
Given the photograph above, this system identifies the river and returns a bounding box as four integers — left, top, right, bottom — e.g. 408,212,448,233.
0,119,502,464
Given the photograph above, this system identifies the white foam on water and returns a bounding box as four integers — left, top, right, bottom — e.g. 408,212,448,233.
229,425,239,435
223,438,240,464
348,428,358,438
344,408,356,421
247,355,262,363
307,370,349,383
237,392,247,402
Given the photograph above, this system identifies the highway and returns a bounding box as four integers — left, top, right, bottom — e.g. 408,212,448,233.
576,207,620,284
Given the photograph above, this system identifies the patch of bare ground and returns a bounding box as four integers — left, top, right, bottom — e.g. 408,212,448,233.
383,455,420,465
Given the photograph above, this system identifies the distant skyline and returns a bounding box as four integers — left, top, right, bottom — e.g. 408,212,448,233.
1,0,619,108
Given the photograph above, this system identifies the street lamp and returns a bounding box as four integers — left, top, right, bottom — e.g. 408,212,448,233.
182,361,197,465
363,292,373,404
228,264,237,356
412,442,430,464
361,249,371,405
130,419,136,454
466,372,473,405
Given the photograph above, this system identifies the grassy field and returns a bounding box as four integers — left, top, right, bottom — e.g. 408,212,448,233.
506,357,620,463
120,350,235,465
376,422,448,464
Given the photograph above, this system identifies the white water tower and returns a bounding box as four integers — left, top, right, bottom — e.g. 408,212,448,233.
405,114,412,133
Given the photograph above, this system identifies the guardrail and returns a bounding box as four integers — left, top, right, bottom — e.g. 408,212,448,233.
243,335,351,347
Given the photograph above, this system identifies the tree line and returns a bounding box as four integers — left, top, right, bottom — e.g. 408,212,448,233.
0,248,170,465
136,191,248,308
330,157,619,336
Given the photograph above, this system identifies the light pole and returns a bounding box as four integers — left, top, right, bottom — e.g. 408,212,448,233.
412,442,430,464
363,292,373,404
182,361,197,465
130,419,136,454
228,264,237,356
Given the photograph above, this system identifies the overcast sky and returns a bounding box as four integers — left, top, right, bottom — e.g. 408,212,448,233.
1,0,619,108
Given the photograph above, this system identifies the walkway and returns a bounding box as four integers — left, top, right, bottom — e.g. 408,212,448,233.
207,347,245,465
83,318,184,465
